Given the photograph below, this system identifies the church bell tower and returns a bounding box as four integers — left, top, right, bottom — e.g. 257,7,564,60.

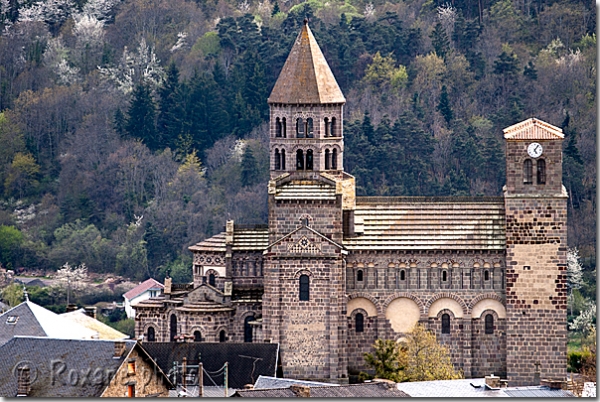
261,20,353,382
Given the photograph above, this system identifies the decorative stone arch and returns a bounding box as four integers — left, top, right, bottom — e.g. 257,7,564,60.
297,213,314,227
205,269,219,276
448,259,463,268
398,258,419,268
293,268,314,279
426,293,467,317
347,295,379,317
346,294,383,315
142,322,159,337
270,143,287,151
515,153,557,166
383,293,425,314
470,257,485,268
385,296,422,334
290,144,317,153
470,297,507,319
240,310,257,321
468,293,505,310
189,325,206,341
293,111,317,120
215,325,228,342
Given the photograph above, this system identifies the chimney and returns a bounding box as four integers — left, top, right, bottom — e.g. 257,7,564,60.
225,220,234,245
484,374,501,389
533,361,541,385
243,384,254,390
541,379,568,390
66,303,78,313
84,306,97,319
17,366,30,396
290,385,310,398
114,341,126,358
164,278,172,295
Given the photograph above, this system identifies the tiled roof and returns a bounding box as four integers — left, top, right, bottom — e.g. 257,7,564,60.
503,118,564,140
188,227,269,253
0,337,135,397
140,342,279,389
123,278,164,300
268,21,345,104
344,197,506,250
254,375,339,389
275,181,337,200
60,309,129,340
233,381,410,397
0,301,97,346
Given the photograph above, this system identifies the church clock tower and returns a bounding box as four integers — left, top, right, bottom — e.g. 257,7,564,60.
261,20,354,382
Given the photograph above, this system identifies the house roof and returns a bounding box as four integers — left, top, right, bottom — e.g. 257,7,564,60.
254,375,339,389
140,342,279,389
268,21,345,104
233,381,411,397
0,301,97,346
188,227,269,253
395,378,576,397
0,337,136,397
503,117,564,140
60,309,129,340
344,197,506,250
123,278,164,300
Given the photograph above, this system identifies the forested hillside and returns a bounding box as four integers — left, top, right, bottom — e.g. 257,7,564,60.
0,0,595,289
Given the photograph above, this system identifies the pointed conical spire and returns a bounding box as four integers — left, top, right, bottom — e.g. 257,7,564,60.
268,20,345,104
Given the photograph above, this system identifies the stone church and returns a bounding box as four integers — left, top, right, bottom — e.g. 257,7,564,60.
134,21,568,386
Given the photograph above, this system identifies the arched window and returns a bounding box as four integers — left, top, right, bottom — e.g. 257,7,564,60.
331,117,336,137
325,149,330,170
219,330,226,342
324,118,329,137
355,313,364,333
523,159,533,184
331,149,338,169
299,274,310,301
441,313,450,334
244,316,254,342
357,269,363,282
296,118,304,138
484,270,489,281
485,314,494,334
537,159,546,184
170,314,177,341
147,326,155,342
282,118,287,138
281,149,286,170
400,270,406,281
296,150,304,170
306,149,313,170
209,273,216,287
306,118,314,138
275,149,281,170
194,330,202,342
275,118,282,137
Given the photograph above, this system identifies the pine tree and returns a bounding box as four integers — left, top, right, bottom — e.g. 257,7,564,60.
430,23,450,58
272,1,280,16
437,85,453,124
158,62,184,149
126,82,158,150
523,60,538,80
240,145,260,187
113,108,126,137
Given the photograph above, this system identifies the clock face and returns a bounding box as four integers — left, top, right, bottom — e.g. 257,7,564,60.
527,142,543,158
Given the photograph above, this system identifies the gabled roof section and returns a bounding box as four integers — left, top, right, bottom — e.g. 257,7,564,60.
265,224,344,253
60,309,129,340
189,226,269,253
268,20,345,104
503,118,564,140
123,277,164,300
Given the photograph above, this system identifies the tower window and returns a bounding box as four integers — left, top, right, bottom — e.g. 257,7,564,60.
523,159,533,184
537,159,546,184
331,149,338,169
442,270,448,282
357,269,363,282
276,118,282,137
324,117,329,137
296,150,304,170
147,326,155,342
441,313,450,334
400,269,406,281
281,149,286,170
355,313,364,333
485,314,494,334
331,117,336,137
306,118,314,138
306,149,313,170
194,330,202,342
170,314,177,342
282,118,286,138
484,270,489,281
275,149,281,170
299,274,310,301
244,316,254,342
325,149,330,170
296,118,304,138
219,330,226,342
209,273,215,287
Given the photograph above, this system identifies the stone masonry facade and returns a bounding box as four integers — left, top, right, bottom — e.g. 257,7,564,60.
134,22,567,387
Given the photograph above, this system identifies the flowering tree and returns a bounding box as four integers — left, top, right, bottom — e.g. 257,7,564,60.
55,262,88,305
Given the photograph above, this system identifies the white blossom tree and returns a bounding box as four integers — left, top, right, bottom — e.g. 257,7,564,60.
18,0,77,26
43,37,80,85
567,247,584,315
55,262,88,305
82,0,122,21
570,301,596,344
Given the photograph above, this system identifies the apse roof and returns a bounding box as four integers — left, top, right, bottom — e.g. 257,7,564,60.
268,20,345,104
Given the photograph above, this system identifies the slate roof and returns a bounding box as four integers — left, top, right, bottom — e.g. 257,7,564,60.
0,301,97,346
0,337,136,397
274,181,337,200
233,381,411,397
395,378,576,397
60,309,129,340
188,227,269,253
344,197,506,250
140,342,279,389
503,117,564,140
254,375,339,389
268,21,345,104
123,277,164,300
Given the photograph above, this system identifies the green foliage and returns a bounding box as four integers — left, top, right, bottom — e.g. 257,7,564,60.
0,225,24,269
364,339,404,381
192,32,221,57
1,283,24,307
126,83,159,150
437,85,453,124
430,24,449,58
